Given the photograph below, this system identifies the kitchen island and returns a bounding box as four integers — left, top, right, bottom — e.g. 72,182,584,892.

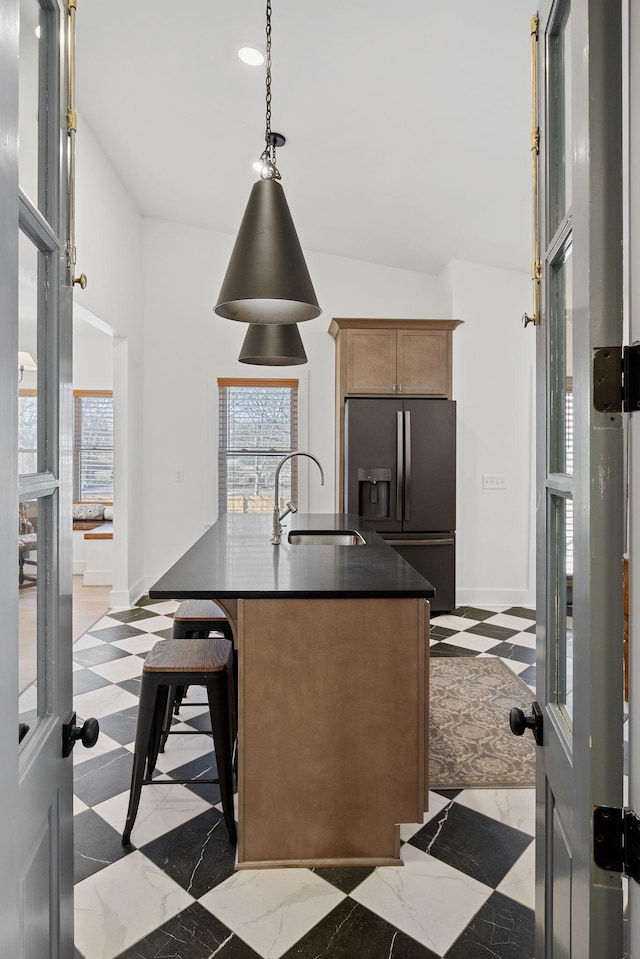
150,513,433,868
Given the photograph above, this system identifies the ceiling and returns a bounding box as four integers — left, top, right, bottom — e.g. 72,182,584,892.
76,0,533,277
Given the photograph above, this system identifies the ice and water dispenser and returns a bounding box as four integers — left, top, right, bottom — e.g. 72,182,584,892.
357,468,392,520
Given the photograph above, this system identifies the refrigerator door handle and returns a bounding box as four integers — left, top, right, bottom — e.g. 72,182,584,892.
404,410,412,521
396,410,403,521
384,538,455,547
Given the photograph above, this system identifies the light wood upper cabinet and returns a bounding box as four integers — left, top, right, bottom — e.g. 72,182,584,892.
330,318,462,398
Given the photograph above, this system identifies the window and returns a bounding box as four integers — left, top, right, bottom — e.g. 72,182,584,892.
18,390,37,475
73,391,114,503
218,378,298,515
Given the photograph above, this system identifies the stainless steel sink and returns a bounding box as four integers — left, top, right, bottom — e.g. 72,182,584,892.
287,530,366,546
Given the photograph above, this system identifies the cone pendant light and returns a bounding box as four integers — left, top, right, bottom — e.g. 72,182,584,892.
239,322,308,365
214,0,320,332
215,177,320,325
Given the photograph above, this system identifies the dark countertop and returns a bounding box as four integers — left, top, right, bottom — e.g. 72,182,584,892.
149,513,435,600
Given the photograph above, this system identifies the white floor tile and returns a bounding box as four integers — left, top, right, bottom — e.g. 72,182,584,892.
88,655,144,683
399,791,452,841
111,633,159,654
74,633,107,650
151,723,216,772
351,843,491,956
74,850,193,959
501,658,531,677
445,632,500,653
496,841,535,909
93,784,212,847
74,795,90,815
507,631,536,649
73,731,122,766
454,788,536,836
143,600,180,616
146,614,181,633
73,684,139,720
199,868,345,959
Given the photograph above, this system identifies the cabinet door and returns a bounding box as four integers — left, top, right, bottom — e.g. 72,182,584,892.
397,330,449,395
346,329,397,394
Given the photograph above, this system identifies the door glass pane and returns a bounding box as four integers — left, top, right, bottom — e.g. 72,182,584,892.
18,497,43,741
18,229,40,474
549,241,573,474
19,0,53,217
548,1,572,236
549,492,573,726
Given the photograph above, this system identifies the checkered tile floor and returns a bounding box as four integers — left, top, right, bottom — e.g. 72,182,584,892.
72,600,537,959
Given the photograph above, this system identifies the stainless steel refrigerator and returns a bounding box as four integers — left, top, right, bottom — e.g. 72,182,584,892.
344,398,456,612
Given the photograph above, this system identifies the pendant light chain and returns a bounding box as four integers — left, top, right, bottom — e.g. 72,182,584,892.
261,0,281,179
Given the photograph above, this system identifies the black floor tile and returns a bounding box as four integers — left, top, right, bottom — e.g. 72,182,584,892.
113,903,261,959
452,607,496,622
502,607,536,622
151,626,175,639
73,668,112,696
282,899,440,959
73,747,134,806
73,643,131,667
444,891,534,959
74,809,133,883
311,866,375,894
465,622,518,642
117,676,142,697
430,644,479,658
164,751,223,805
96,705,140,745
84,622,148,644
488,643,536,665
525,624,536,634
431,788,463,800
430,625,457,640
108,607,161,624
408,803,533,888
518,665,537,688
134,595,158,608
141,807,236,898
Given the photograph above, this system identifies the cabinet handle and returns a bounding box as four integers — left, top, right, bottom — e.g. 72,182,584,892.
392,384,396,392
398,383,402,392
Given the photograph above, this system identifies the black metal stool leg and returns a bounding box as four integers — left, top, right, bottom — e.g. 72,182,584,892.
207,675,236,843
148,684,170,773
122,676,158,845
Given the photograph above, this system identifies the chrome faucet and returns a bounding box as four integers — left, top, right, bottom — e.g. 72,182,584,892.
271,451,325,545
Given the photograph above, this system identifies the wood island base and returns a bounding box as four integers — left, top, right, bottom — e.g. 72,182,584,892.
232,596,429,868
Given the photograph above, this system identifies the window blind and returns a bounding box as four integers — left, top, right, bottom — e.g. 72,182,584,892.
73,391,114,503
218,379,299,515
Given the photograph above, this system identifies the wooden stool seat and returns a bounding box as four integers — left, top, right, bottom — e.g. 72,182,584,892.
122,637,236,846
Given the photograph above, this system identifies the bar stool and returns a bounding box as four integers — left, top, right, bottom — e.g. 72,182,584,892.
170,600,235,717
122,637,236,846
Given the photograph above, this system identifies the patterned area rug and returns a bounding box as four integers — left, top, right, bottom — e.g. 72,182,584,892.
429,657,536,789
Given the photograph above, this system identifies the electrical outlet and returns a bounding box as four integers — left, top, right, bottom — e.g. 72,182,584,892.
482,474,508,490
174,469,184,483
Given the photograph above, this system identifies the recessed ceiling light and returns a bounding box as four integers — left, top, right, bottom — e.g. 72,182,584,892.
238,46,264,67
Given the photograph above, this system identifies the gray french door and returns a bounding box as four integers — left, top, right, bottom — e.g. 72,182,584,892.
533,0,625,955
1,0,77,954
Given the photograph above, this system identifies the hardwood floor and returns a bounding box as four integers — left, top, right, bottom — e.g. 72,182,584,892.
19,576,110,694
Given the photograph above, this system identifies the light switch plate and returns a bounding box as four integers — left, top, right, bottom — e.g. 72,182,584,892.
482,474,508,489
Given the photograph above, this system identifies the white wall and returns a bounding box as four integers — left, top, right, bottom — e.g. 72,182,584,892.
74,114,144,606
446,259,536,607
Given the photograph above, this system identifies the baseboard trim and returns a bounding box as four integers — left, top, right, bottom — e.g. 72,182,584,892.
455,588,535,611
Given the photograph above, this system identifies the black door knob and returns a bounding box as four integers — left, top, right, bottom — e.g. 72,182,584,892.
509,702,543,745
72,717,100,749
62,712,100,757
